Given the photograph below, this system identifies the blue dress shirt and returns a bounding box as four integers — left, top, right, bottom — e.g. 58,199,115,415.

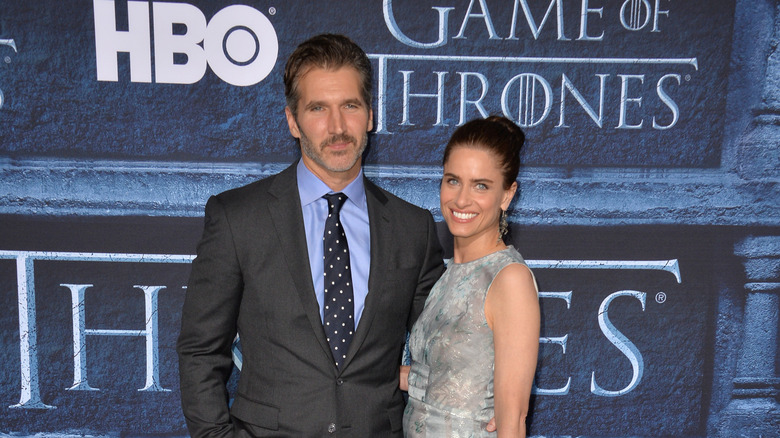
297,159,371,328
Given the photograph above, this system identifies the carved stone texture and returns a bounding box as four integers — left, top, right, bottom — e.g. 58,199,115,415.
717,235,780,437
738,2,780,180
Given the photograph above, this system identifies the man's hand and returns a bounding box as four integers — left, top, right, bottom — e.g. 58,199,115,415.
486,417,496,432
399,365,410,392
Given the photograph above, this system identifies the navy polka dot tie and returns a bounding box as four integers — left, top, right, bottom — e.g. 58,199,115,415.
322,193,354,368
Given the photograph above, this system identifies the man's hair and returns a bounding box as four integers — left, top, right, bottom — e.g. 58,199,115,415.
284,34,372,116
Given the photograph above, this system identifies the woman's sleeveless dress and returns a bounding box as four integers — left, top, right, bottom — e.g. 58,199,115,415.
403,247,530,437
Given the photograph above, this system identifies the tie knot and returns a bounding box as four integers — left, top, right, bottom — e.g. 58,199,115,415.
324,193,348,215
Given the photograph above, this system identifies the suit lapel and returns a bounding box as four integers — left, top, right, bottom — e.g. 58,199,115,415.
342,178,390,368
267,163,333,363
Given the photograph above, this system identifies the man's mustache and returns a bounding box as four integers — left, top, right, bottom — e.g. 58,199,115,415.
321,134,356,148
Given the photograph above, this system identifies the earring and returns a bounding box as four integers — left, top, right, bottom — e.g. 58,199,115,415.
498,209,508,242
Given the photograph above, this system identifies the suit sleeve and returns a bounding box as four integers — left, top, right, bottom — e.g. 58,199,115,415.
408,210,445,331
177,195,243,438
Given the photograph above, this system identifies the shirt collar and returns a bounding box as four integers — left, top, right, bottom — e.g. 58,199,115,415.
297,159,367,212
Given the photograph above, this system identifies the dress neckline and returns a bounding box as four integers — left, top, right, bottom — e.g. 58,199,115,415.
447,245,515,267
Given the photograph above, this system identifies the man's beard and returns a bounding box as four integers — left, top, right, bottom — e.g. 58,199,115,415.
300,131,368,173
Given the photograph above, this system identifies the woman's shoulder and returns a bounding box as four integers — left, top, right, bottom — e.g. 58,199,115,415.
494,262,535,289
484,256,539,329
485,246,530,274
488,248,538,299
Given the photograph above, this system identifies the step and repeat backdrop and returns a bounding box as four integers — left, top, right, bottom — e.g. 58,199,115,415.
1,0,778,437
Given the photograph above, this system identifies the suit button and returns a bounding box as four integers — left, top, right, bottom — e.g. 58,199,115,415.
337,379,344,385
328,423,336,433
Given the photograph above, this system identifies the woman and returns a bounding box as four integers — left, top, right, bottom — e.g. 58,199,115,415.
403,116,540,437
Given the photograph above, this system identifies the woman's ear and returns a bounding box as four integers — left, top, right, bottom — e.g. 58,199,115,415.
501,181,518,210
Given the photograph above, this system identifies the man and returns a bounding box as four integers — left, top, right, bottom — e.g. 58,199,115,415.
176,34,445,437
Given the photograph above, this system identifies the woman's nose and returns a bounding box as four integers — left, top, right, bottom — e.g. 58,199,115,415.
454,188,470,207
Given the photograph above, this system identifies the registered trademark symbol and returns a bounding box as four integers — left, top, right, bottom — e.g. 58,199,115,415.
655,292,667,304
685,74,691,81
268,7,276,15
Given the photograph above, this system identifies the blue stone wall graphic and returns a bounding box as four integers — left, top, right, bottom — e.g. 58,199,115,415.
0,0,778,436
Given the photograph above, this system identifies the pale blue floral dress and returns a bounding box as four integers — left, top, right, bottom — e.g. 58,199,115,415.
403,247,533,437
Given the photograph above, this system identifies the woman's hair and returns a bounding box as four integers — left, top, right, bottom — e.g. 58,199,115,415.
283,34,372,116
442,116,525,189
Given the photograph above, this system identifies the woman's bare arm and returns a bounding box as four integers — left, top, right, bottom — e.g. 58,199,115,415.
485,263,540,438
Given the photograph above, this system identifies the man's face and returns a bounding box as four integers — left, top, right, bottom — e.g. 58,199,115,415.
285,67,373,186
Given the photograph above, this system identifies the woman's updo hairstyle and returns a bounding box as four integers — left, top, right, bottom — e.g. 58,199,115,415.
442,115,525,189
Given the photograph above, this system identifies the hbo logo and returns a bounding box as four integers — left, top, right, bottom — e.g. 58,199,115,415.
94,0,278,86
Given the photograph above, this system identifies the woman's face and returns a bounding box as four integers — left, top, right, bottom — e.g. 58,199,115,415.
440,146,517,243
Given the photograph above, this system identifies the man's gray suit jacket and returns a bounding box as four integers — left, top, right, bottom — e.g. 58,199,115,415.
177,162,445,437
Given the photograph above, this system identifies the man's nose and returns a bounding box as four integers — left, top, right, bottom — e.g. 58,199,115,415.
328,109,346,134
